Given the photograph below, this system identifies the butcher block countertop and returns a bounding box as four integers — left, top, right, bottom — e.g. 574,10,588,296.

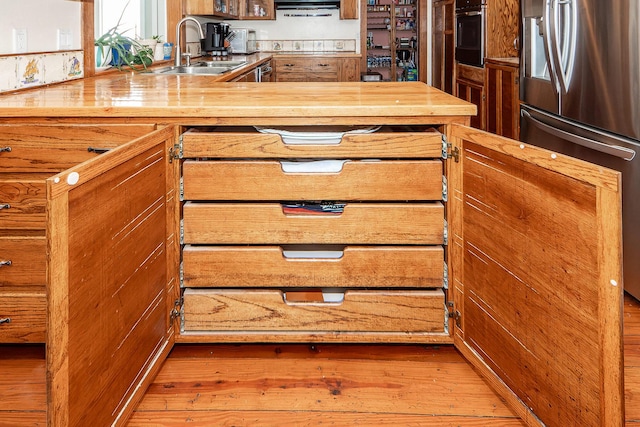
0,71,475,125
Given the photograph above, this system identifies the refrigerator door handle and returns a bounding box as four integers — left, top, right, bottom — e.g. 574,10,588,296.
543,0,561,94
522,109,636,160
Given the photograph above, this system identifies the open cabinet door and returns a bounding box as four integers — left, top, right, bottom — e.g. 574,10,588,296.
448,124,624,426
46,126,179,426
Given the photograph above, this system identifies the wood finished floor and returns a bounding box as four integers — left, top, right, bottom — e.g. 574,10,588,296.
1,293,639,426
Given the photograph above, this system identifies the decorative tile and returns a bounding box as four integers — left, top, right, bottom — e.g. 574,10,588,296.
17,55,43,89
282,40,293,52
313,40,324,52
0,57,19,93
293,40,303,52
272,41,283,51
344,39,356,51
323,40,335,52
66,52,84,79
335,40,345,50
303,40,314,52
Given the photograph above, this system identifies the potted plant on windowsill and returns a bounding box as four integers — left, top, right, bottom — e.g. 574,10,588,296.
94,3,154,71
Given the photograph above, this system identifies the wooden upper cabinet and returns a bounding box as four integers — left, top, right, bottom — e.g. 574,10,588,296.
486,0,519,58
340,0,358,19
184,0,214,14
240,0,275,19
184,0,239,17
448,124,624,426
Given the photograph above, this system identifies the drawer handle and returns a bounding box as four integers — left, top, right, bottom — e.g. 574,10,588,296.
283,291,345,305
282,202,345,215
0,204,10,210
318,63,330,67
0,260,12,267
87,147,111,154
0,146,11,153
280,160,347,173
282,249,344,259
0,318,10,324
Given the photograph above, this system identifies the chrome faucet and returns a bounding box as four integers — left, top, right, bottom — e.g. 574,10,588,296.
175,17,205,67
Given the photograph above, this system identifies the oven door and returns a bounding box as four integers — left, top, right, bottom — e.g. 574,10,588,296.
455,9,485,66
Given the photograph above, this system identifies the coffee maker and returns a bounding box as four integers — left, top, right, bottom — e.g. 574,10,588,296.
201,23,230,56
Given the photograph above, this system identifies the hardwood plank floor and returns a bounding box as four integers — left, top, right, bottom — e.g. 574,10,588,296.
1,293,639,426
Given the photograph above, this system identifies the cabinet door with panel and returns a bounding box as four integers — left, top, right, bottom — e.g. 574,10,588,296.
47,126,178,426
485,58,519,139
432,0,455,93
448,124,624,426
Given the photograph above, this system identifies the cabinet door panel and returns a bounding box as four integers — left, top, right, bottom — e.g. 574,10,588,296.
47,127,176,427
449,124,624,426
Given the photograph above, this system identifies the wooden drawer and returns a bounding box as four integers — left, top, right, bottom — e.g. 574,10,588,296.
276,57,339,73
0,124,157,172
182,202,444,245
180,127,443,158
0,174,48,230
0,235,46,288
0,291,46,343
182,160,443,201
183,245,444,288
182,289,446,334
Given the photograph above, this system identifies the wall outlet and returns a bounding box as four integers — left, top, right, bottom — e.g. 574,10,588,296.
57,29,73,50
13,28,28,53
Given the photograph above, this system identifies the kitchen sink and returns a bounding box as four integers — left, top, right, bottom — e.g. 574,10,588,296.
151,60,247,75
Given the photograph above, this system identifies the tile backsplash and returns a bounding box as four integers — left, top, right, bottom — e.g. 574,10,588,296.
257,39,356,53
0,51,84,94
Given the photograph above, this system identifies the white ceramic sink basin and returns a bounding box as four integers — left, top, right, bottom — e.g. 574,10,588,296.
152,60,246,75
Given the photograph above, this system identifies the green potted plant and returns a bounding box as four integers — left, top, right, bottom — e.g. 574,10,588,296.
94,2,154,71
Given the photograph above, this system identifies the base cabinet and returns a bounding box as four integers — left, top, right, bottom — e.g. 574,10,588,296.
0,124,159,344
3,115,625,427
456,64,485,130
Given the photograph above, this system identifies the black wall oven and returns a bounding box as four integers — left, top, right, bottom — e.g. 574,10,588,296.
455,0,486,67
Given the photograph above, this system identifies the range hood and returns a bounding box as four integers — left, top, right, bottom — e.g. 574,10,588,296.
275,0,340,9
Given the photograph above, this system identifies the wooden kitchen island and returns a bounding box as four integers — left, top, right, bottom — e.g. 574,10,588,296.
0,78,626,426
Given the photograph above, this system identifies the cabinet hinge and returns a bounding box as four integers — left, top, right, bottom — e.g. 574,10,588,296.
443,218,448,246
169,296,184,324
442,175,448,202
447,301,461,328
447,143,460,163
179,262,184,288
168,136,183,163
179,218,184,245
179,176,184,201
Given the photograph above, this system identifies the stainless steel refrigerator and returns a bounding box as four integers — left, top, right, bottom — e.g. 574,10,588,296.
520,0,640,300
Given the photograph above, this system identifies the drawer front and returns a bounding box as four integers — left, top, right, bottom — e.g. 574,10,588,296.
182,289,446,333
182,160,443,201
276,58,339,73
0,236,46,287
276,73,337,82
182,202,444,245
0,175,47,230
180,129,444,159
0,124,156,172
183,245,444,288
0,292,46,343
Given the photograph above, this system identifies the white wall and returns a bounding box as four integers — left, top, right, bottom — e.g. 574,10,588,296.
0,0,82,54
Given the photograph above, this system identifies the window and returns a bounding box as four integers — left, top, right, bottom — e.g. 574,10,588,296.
95,0,166,41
